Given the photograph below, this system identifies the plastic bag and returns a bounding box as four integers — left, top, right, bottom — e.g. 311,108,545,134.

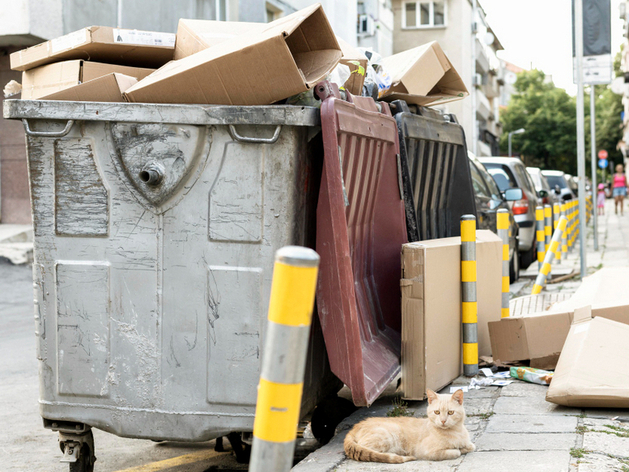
359,48,392,99
285,64,351,107
510,366,553,386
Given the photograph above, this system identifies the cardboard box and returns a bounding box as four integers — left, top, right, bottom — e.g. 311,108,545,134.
11,26,175,72
548,267,629,323
379,41,468,107
125,4,342,106
21,60,154,100
489,311,572,369
546,310,629,408
336,37,368,96
174,18,264,60
400,230,502,400
490,268,629,369
40,73,137,102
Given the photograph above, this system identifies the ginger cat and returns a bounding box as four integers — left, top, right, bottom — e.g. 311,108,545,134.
344,389,475,463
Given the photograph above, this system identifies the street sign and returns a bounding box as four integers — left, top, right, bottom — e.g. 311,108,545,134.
598,149,608,159
599,158,608,169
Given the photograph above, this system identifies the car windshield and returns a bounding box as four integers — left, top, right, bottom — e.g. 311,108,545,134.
481,166,504,201
545,175,568,189
484,164,517,192
528,171,542,190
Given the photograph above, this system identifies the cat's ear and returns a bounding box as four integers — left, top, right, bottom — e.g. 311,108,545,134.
451,389,464,405
426,389,438,404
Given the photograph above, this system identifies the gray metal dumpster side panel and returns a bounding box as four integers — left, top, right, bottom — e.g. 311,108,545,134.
14,102,336,442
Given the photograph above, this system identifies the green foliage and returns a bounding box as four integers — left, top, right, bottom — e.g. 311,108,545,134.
387,397,413,417
500,70,577,173
500,59,624,178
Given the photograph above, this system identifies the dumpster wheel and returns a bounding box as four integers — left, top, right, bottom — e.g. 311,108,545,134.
59,429,95,472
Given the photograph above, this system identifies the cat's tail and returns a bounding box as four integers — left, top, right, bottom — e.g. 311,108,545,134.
343,431,415,464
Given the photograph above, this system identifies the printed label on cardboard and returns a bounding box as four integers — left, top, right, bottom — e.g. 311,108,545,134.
51,30,88,54
112,29,175,47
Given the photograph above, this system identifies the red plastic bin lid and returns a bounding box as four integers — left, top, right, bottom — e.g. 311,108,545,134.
315,84,408,406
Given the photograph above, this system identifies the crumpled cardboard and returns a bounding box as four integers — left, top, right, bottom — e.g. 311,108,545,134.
40,73,137,102
125,4,341,106
10,26,175,72
379,41,468,107
546,308,629,408
21,60,154,100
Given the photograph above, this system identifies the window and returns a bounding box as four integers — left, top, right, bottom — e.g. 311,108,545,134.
266,2,282,22
470,162,491,199
403,1,446,28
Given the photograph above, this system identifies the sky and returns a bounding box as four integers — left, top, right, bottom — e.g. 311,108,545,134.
481,0,625,95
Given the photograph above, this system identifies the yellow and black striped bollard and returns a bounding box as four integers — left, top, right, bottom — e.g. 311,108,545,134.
567,201,574,251
544,204,552,276
561,202,568,258
553,203,562,263
497,209,510,318
461,215,478,376
250,246,320,472
532,216,568,295
535,206,545,271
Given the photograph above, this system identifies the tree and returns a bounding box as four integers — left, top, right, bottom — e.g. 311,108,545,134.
499,70,577,173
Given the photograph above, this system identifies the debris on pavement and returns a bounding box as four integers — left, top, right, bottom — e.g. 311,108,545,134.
510,366,553,386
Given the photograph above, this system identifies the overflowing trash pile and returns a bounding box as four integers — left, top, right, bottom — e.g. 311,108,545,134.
4,4,467,107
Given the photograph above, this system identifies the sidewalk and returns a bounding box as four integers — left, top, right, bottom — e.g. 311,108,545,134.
294,199,629,472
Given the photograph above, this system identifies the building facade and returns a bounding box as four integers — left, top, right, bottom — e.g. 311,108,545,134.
392,0,504,156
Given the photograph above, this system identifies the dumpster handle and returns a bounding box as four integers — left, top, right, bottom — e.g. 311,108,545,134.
22,119,75,138
228,125,281,144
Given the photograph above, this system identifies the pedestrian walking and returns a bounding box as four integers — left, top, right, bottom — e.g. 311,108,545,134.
597,183,606,216
612,164,628,216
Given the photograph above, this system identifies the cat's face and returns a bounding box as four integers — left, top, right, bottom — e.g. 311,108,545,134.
425,389,465,430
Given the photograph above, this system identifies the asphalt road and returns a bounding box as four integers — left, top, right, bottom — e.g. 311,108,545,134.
0,261,248,472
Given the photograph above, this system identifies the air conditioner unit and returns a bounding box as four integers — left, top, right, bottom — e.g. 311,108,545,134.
473,73,483,87
358,14,376,36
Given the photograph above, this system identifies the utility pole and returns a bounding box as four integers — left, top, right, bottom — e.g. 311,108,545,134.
591,88,598,251
575,0,587,278
471,0,478,156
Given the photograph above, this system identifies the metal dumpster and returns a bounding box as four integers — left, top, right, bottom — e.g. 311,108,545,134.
314,84,407,407
4,99,339,468
390,100,476,242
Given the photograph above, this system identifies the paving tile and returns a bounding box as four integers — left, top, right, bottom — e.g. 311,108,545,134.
458,451,571,472
493,396,581,416
485,414,578,433
474,433,576,451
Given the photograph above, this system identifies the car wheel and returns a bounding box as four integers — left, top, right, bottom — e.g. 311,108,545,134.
519,242,536,270
510,241,520,283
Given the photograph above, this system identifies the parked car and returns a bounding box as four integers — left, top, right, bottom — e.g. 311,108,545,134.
541,170,576,201
526,167,559,208
469,153,521,281
479,157,540,270
565,174,579,196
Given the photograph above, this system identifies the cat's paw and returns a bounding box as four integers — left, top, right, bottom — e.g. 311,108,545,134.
460,443,475,454
442,449,462,460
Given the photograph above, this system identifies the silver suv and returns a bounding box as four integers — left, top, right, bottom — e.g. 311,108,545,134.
479,157,540,269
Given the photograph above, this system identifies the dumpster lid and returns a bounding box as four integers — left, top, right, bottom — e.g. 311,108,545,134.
3,99,320,127
315,83,406,407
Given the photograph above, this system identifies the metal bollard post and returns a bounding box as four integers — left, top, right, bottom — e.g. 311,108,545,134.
250,246,320,472
553,203,561,263
532,216,568,295
497,209,510,318
535,206,545,271
561,202,568,257
461,215,478,377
